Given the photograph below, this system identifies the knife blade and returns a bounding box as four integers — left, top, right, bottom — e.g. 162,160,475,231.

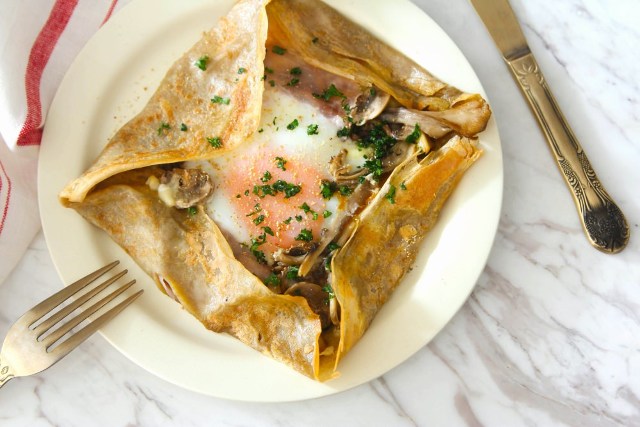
470,0,629,254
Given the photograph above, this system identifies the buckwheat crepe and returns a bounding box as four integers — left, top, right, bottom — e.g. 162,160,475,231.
60,0,488,380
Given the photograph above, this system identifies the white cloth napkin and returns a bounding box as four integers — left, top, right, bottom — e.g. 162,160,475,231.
0,0,131,284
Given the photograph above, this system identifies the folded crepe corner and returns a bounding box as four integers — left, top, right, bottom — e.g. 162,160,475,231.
60,0,271,204
59,0,490,381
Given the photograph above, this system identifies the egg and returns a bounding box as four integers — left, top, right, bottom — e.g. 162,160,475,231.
191,86,367,260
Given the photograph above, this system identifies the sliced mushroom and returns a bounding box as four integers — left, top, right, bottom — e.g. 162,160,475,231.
329,149,368,185
350,86,391,126
158,168,213,208
272,242,316,266
380,108,451,139
285,282,332,329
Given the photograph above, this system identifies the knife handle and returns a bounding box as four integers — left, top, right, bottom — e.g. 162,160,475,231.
506,52,629,253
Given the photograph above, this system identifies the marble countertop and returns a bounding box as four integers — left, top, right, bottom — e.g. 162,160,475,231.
2,0,638,425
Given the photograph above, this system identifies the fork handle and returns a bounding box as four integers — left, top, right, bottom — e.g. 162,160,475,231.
506,52,629,253
0,355,14,388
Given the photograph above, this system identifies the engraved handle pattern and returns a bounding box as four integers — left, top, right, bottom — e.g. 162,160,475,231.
0,354,15,388
508,53,629,253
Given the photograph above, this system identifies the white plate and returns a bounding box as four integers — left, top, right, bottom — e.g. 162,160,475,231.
39,0,502,401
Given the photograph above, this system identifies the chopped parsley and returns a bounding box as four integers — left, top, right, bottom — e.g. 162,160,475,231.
261,171,272,182
290,67,302,75
248,232,268,264
337,126,350,138
358,123,398,180
194,55,209,70
312,36,319,44
262,226,274,236
252,184,276,198
211,95,230,105
286,266,300,280
300,202,318,220
269,80,276,87
385,184,397,204
295,228,313,242
252,214,266,225
272,45,287,55
327,242,341,252
264,273,280,287
405,123,421,144
238,67,247,74
286,119,299,130
320,180,337,199
258,128,264,133
187,206,197,216
307,124,319,135
207,136,222,148
313,84,346,102
322,285,335,303
180,123,188,131
339,185,353,196
245,203,262,216
400,181,407,190
265,66,274,74
157,122,171,135
253,179,301,199
272,179,301,198
295,215,303,222
283,217,293,224
286,78,300,87
275,156,287,171
323,210,333,218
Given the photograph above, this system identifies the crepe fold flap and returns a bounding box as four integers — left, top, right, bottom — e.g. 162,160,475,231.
60,0,270,204
331,136,482,368
59,0,489,380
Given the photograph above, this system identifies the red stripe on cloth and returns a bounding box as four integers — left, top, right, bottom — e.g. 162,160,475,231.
16,0,79,147
101,0,119,26
0,160,12,237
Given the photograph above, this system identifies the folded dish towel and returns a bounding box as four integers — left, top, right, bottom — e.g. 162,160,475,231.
0,0,130,284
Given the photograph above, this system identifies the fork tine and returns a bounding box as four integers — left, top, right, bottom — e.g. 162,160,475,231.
48,290,143,360
17,261,120,328
33,269,128,338
41,279,136,349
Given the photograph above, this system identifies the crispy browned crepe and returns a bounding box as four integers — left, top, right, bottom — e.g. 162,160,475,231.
60,0,488,380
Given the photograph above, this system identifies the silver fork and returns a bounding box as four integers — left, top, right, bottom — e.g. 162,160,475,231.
0,261,143,388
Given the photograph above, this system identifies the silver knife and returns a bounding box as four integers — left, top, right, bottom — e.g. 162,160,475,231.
469,0,629,253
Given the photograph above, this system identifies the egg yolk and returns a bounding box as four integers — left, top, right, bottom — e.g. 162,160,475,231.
224,145,328,255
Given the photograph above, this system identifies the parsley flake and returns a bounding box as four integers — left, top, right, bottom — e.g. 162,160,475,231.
180,123,188,131
313,84,346,102
290,67,302,75
286,78,300,87
295,229,313,242
287,119,299,130
211,95,230,105
405,123,421,144
307,124,319,135
157,122,171,135
264,273,280,287
272,45,287,55
275,156,287,171
385,185,397,204
194,55,209,71
238,67,247,74
261,171,272,183
207,136,222,148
